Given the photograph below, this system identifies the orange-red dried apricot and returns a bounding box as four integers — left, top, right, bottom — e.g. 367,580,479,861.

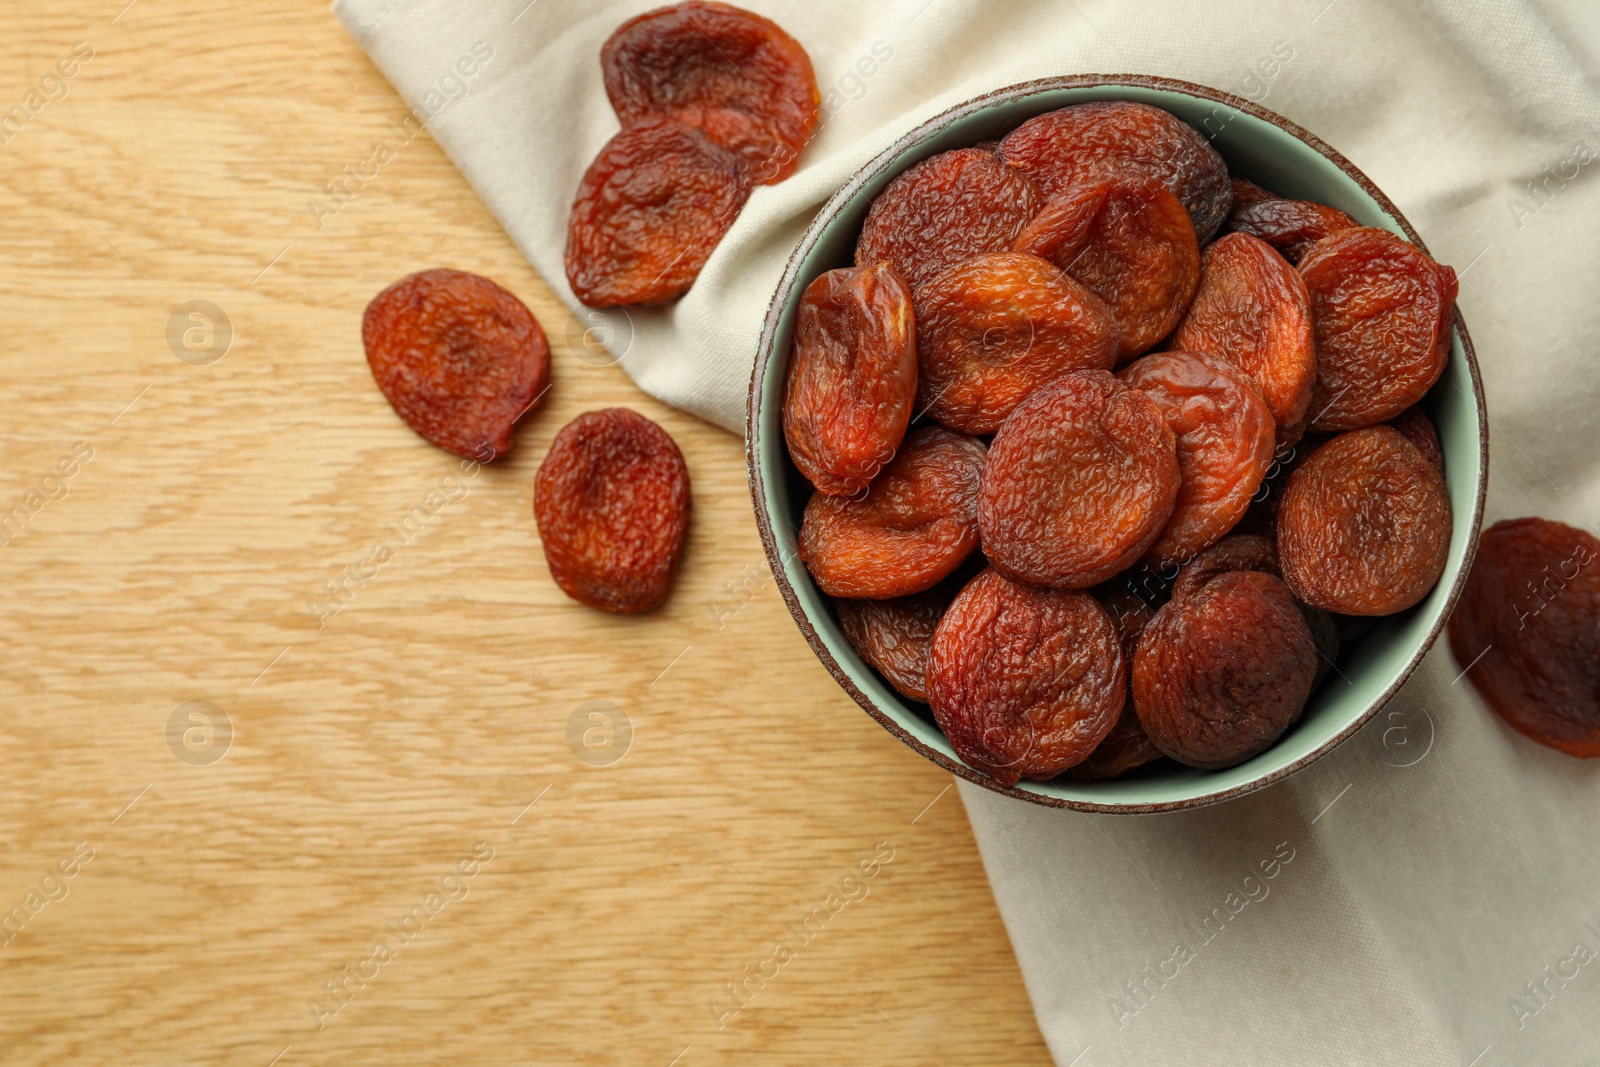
997,101,1231,241
855,148,1043,290
927,569,1125,785
1387,405,1444,473
835,575,963,704
912,252,1118,433
1118,351,1276,568
534,408,691,613
798,426,985,599
1133,570,1317,769
1448,517,1600,758
363,269,550,461
1224,179,1358,264
1071,590,1162,780
783,263,917,495
1172,534,1281,601
978,370,1179,589
601,1,819,184
1277,426,1451,615
1298,227,1458,432
1171,232,1317,442
565,118,750,308
1014,176,1200,361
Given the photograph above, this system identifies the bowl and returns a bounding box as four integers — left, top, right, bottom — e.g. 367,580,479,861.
746,75,1487,813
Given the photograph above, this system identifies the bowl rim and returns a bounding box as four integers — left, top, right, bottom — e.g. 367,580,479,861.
745,73,1489,814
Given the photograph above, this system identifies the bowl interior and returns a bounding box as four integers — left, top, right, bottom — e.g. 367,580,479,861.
750,78,1485,812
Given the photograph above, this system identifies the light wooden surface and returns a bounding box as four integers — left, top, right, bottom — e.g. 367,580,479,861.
0,3,1051,1064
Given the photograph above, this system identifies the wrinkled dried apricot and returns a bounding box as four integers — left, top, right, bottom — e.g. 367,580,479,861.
979,370,1179,589
783,263,917,494
534,408,691,613
1071,590,1162,780
1171,232,1317,442
1448,518,1600,758
565,118,750,308
798,426,985,599
363,269,551,461
997,101,1232,241
912,252,1118,433
601,1,819,184
1171,534,1281,601
1278,426,1451,615
1225,179,1358,264
1387,405,1444,473
1133,570,1317,769
835,575,964,704
855,148,1043,290
1118,351,1276,568
927,569,1124,784
1298,227,1458,432
1014,176,1200,361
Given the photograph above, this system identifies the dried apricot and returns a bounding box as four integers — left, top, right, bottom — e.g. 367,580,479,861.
1171,534,1281,601
1071,590,1162,780
927,569,1124,785
1448,518,1600,758
798,426,985,599
997,101,1231,241
363,269,551,461
783,263,917,495
534,408,691,613
565,117,749,308
1298,227,1458,432
912,252,1118,433
978,370,1179,589
1014,176,1200,361
1118,351,1276,568
855,148,1043,290
1171,232,1317,442
835,574,964,704
601,1,819,184
1133,570,1317,769
1234,433,1328,540
1277,426,1451,615
1224,179,1358,264
1387,405,1444,473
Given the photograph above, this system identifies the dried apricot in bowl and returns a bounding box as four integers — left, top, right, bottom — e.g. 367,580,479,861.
1277,426,1451,616
1223,178,1358,264
912,252,1118,434
835,577,962,704
1071,590,1162,781
534,408,691,614
565,118,750,308
1297,227,1458,432
601,1,819,185
783,263,917,495
797,426,985,600
978,370,1179,589
1133,570,1317,769
927,569,1125,785
363,268,551,461
1449,518,1600,758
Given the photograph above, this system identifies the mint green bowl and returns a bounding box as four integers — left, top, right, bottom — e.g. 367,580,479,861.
746,76,1487,813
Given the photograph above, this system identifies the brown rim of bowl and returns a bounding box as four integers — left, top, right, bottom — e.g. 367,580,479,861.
745,73,1489,815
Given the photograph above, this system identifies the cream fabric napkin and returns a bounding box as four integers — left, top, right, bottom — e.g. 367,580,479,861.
334,0,1600,1062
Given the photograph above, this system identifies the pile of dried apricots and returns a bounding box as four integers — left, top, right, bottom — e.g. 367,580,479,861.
787,99,1469,784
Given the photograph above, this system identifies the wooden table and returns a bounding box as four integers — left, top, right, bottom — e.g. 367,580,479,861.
0,3,1050,1063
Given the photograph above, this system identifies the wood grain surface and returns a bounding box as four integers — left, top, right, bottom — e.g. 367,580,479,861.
0,3,1051,1064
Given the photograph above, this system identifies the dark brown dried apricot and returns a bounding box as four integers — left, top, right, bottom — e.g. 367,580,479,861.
565,118,750,308
1118,350,1276,568
1298,227,1458,432
534,408,691,613
363,269,551,461
1387,405,1444,473
979,370,1179,589
1071,590,1162,780
783,263,917,495
1171,534,1281,601
927,569,1124,785
1224,181,1358,264
601,1,819,184
997,101,1231,241
1171,232,1317,442
1234,433,1328,540
1133,570,1317,769
855,148,1043,290
835,576,962,704
912,252,1118,433
798,426,985,599
1014,176,1200,361
1448,517,1600,758
1277,426,1451,615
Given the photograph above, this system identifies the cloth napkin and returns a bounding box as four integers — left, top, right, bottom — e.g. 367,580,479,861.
334,0,1600,1062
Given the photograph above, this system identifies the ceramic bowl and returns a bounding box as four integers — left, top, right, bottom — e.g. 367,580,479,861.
746,75,1487,813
